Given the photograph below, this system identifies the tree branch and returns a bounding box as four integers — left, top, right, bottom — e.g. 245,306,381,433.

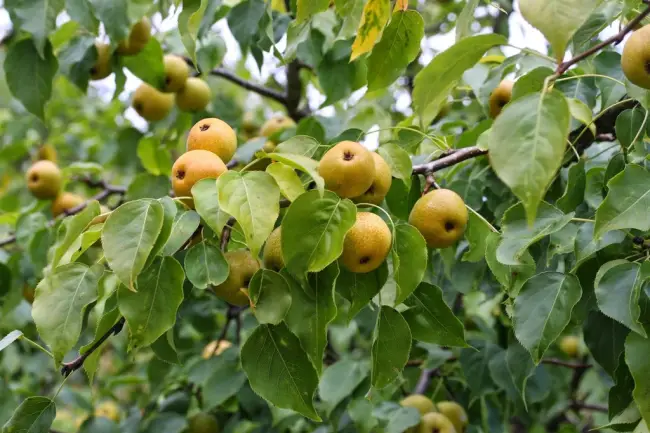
412,147,488,175
209,67,288,106
542,358,592,369
220,217,236,251
60,317,125,377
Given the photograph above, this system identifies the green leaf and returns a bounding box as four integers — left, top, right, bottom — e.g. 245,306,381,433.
336,262,388,321
377,143,412,188
81,288,120,382
151,330,181,365
161,210,200,256
66,0,98,32
584,310,628,378
178,0,210,64
402,283,467,347
249,269,292,325
497,201,574,265
241,322,321,421
594,51,627,108
192,178,231,234
52,201,101,268
511,67,554,101
6,0,63,58
227,0,266,52
137,137,172,177
118,256,185,350
283,264,339,374
519,0,600,64
513,272,582,363
568,98,595,135
5,38,58,119
32,263,103,364
595,260,648,337
392,223,428,305
203,361,247,409
142,413,187,433
184,240,229,290
460,340,502,399
456,0,480,41
488,341,536,409
350,0,391,61
281,190,356,278
266,162,305,202
486,232,536,296
151,198,178,262
319,360,369,414
88,0,129,42
557,160,586,213
488,91,571,225
574,222,625,268
413,34,506,125
617,108,647,150
371,306,411,389
366,10,423,91
268,153,325,196
0,330,23,353
102,199,165,290
216,171,279,257
595,165,650,238
126,174,171,201
625,332,650,427
122,38,166,89
297,0,329,21
463,208,495,262
275,136,320,158
2,397,55,433
58,35,97,92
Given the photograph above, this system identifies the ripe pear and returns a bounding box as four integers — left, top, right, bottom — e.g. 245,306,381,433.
172,150,228,207
400,394,435,415
176,77,212,112
90,42,112,80
188,412,220,433
559,335,581,358
95,401,121,422
36,144,57,163
260,115,296,141
622,25,650,89
262,227,284,271
417,412,456,433
409,189,468,249
202,340,232,359
163,55,190,92
213,250,260,306
352,152,392,205
26,160,62,199
186,118,237,163
488,79,513,118
51,192,85,217
117,17,151,55
318,141,376,198
341,212,392,273
436,401,468,433
132,83,174,122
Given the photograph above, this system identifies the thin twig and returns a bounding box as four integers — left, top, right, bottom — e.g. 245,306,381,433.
571,401,608,413
412,147,488,175
422,174,440,194
209,68,287,105
220,217,236,251
542,358,592,369
414,368,434,394
60,317,125,377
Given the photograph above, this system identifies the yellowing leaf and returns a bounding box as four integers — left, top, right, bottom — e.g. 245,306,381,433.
350,0,391,61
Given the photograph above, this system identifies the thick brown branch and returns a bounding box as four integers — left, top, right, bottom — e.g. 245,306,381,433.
209,68,287,105
61,317,125,377
412,147,488,175
542,358,592,369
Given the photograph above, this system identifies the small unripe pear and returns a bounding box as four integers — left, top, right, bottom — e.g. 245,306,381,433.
26,160,62,200
213,250,259,306
90,42,112,80
262,227,284,271
436,401,468,433
352,152,392,205
559,335,581,358
132,83,174,122
117,17,151,55
488,79,513,118
260,116,296,142
51,192,85,217
176,77,212,112
400,394,435,415
163,55,190,92
622,24,650,89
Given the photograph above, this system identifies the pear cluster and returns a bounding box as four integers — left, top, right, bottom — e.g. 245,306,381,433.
24,147,85,217
401,395,468,433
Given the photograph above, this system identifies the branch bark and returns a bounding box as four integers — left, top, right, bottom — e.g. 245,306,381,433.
412,146,488,175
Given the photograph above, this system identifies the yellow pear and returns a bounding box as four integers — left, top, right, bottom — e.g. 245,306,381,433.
622,24,650,89
559,335,581,358
90,42,112,80
262,227,284,271
435,402,468,433
488,79,513,118
352,152,392,205
51,192,84,217
176,77,212,112
262,140,277,153
213,250,260,306
318,141,376,198
132,83,174,122
26,160,62,199
341,212,392,273
117,17,151,55
260,115,296,141
417,412,456,433
94,401,121,422
400,394,435,415
188,412,220,433
202,340,232,359
186,118,237,163
163,54,190,92
172,150,227,207
409,189,468,249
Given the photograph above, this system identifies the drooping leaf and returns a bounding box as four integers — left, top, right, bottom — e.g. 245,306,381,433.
266,162,305,202
32,263,104,364
413,34,506,125
2,397,55,433
192,178,231,234
377,143,413,188
485,232,536,296
81,288,120,383
283,264,339,374
52,201,101,268
0,330,23,353
319,360,369,415
460,340,502,399
402,283,468,347
463,208,495,262
227,0,266,52
241,322,321,421
203,360,247,409
281,190,356,278
6,0,63,58
275,136,320,158
118,256,185,350
122,38,166,89
102,199,164,290
58,35,97,92
178,0,210,64
151,330,181,365
366,10,424,91
161,210,201,256
336,262,388,321
297,0,329,22
88,0,130,42
268,153,325,196
5,38,58,119
456,0,480,41
625,332,650,427
216,171,280,257
137,136,173,176
595,165,650,238
513,272,582,363
392,223,428,305
488,341,536,409
350,0,391,61
65,0,98,32
184,240,229,290
584,310,629,378
488,91,571,225
371,306,411,389
248,269,292,325
147,197,177,263
557,159,586,213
